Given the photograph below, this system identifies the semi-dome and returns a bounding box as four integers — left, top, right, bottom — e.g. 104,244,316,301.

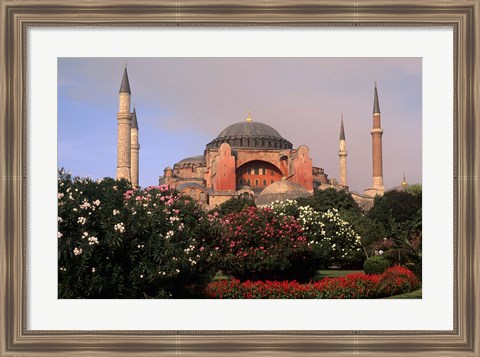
174,155,206,167
177,155,206,164
206,120,293,150
256,177,311,206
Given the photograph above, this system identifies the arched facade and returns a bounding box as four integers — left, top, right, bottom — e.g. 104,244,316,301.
236,160,283,190
159,119,329,208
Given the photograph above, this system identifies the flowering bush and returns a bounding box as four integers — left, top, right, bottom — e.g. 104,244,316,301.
58,170,217,298
205,266,420,299
211,206,315,281
269,200,362,269
375,265,421,297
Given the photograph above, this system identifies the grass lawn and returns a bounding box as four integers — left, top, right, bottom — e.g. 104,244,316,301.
386,288,422,299
314,270,364,280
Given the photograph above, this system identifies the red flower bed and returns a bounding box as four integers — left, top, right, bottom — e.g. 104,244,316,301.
205,266,420,299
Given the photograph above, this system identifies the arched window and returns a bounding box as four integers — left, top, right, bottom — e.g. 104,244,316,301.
263,180,267,186
247,179,251,185
255,179,259,186
239,179,243,185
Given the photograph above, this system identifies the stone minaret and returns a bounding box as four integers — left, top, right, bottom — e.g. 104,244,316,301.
116,67,132,181
130,107,140,187
338,115,347,188
370,82,384,195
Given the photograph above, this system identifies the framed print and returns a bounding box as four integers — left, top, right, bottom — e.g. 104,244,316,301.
1,0,479,356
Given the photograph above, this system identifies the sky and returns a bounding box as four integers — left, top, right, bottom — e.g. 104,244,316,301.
58,57,422,193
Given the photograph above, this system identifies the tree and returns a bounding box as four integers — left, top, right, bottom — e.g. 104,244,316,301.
367,189,422,269
368,189,422,237
209,196,256,217
296,188,362,216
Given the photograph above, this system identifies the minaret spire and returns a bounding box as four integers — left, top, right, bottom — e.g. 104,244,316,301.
131,107,139,129
339,114,346,140
338,114,347,188
119,67,131,94
130,106,140,187
373,81,381,114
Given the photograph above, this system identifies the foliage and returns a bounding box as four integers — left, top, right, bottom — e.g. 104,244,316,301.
405,183,422,196
296,188,361,215
205,266,420,299
366,189,422,272
269,200,363,269
209,196,256,217
375,265,421,297
368,190,422,237
58,170,217,298
363,255,391,275
211,206,315,281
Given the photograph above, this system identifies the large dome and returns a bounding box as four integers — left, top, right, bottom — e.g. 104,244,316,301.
206,121,293,150
256,178,311,206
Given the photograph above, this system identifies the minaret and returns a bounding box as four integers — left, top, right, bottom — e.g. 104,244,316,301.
402,172,408,188
130,107,140,187
116,67,132,181
338,114,347,188
370,82,384,195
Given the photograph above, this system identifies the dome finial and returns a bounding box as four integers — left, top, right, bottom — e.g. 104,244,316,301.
402,172,408,186
246,111,252,122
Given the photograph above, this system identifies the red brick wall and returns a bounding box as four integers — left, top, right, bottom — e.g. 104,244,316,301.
212,143,236,191
292,145,313,192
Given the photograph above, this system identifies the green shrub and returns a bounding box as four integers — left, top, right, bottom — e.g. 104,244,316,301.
57,170,217,298
209,196,256,217
363,255,390,275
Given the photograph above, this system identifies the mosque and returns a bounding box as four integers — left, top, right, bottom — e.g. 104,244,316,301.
115,67,385,209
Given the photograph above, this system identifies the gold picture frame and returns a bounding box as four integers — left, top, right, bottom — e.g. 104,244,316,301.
1,0,479,355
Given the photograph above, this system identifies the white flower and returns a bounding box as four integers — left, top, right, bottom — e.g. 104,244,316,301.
73,247,83,255
57,232,63,239
114,223,125,233
91,267,96,273
77,217,86,225
80,201,91,210
88,236,99,245
113,209,120,216
57,193,64,199
57,216,63,222
140,274,144,279
166,230,174,239
93,199,101,206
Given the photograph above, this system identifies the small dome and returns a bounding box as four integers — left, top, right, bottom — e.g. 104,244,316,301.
256,178,311,206
176,155,206,164
206,121,293,150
